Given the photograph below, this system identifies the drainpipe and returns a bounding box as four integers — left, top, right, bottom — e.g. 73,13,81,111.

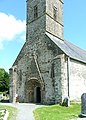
67,57,70,97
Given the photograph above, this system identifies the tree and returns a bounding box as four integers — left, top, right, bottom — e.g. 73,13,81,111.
0,68,9,92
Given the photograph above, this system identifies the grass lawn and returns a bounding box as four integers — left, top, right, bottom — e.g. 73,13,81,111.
0,104,18,120
34,103,81,120
0,112,2,117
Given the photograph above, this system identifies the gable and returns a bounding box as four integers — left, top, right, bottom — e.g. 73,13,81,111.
13,42,26,66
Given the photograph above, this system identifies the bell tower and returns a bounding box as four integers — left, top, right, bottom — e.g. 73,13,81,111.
46,0,64,39
26,0,64,41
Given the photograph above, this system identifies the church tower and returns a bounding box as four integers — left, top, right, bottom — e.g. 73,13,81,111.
26,0,64,41
25,0,64,104
9,0,64,104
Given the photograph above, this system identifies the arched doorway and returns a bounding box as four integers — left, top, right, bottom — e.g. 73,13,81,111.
36,87,41,103
26,79,41,103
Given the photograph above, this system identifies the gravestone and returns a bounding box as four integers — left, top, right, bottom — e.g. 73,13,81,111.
62,97,70,107
79,93,86,118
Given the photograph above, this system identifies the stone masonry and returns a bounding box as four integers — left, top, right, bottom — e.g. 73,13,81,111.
9,0,86,104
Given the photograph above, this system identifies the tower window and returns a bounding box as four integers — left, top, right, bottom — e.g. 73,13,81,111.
34,5,38,19
53,6,57,20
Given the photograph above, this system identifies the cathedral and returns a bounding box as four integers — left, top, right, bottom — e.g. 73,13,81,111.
9,0,86,104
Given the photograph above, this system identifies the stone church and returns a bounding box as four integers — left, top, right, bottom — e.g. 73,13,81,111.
9,0,86,104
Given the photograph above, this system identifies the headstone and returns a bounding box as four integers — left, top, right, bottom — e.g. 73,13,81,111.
62,97,70,107
79,93,86,118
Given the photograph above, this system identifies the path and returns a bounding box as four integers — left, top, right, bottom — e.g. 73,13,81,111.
71,117,86,120
75,118,86,120
72,117,86,120
0,103,41,120
15,103,40,120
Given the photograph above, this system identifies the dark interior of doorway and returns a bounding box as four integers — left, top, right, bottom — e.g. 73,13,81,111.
36,87,41,103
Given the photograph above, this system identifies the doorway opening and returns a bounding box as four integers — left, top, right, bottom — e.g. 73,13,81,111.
36,87,41,103
26,79,42,103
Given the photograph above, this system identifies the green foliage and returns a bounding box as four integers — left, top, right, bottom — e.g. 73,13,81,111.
0,68,9,92
0,104,17,120
34,103,80,120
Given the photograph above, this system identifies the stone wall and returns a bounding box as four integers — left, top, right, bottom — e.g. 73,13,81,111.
38,35,64,104
46,0,64,39
27,0,46,41
69,59,86,101
26,0,64,42
11,40,86,104
9,66,17,103
24,0,64,104
53,56,62,103
10,32,66,104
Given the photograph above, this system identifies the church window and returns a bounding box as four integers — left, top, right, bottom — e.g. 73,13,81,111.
53,6,57,20
19,70,22,86
34,5,38,19
51,63,55,78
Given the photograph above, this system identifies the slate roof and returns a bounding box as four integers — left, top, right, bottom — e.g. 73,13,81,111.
46,32,86,63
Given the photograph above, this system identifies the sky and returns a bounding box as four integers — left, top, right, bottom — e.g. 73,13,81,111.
0,0,86,72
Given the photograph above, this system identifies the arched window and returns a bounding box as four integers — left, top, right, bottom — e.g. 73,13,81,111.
34,5,38,19
53,6,57,20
